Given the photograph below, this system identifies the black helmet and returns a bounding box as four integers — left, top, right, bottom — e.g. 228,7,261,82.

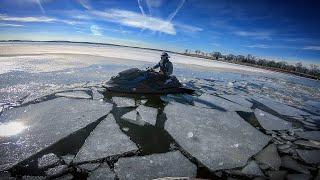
161,52,170,58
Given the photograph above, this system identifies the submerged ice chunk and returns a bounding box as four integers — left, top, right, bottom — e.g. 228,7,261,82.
112,97,136,107
0,97,112,171
195,94,252,112
114,151,196,179
55,91,92,99
164,102,270,171
73,114,138,163
254,109,292,130
136,105,158,125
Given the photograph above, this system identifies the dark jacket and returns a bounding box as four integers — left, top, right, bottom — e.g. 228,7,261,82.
153,58,173,76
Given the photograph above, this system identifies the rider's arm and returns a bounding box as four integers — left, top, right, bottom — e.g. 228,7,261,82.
153,62,160,69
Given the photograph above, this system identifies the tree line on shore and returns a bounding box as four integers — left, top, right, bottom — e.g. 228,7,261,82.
184,49,320,79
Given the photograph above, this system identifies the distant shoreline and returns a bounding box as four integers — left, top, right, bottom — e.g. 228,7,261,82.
1,40,319,81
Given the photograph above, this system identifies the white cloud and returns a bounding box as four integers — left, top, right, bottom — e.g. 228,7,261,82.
0,14,83,25
303,46,320,51
247,44,270,48
91,9,176,35
175,23,203,33
0,14,55,22
0,23,24,27
90,25,102,36
234,31,272,39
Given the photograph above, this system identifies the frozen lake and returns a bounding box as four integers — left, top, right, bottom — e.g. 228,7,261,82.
0,42,319,179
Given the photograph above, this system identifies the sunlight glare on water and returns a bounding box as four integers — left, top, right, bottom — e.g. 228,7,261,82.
0,121,27,137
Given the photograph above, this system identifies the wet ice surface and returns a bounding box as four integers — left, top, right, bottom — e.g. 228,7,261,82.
114,151,197,179
0,42,320,179
164,102,270,171
0,97,112,171
73,114,138,163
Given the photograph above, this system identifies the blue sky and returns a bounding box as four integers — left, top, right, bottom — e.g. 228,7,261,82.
0,0,319,65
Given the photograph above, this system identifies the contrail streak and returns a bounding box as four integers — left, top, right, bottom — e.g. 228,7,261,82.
167,0,186,22
37,0,45,14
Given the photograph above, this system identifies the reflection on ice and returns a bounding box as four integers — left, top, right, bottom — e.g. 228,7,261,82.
0,121,27,137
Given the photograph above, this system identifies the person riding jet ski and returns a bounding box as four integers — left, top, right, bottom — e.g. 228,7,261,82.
104,52,194,94
152,52,173,77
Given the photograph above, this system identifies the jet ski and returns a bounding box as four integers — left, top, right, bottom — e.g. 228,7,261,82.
104,68,194,94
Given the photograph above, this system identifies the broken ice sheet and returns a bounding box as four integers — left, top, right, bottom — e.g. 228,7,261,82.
0,97,112,171
55,91,91,99
38,153,60,169
240,161,264,177
281,156,310,174
254,109,292,131
296,131,320,141
220,94,253,108
136,105,158,125
121,109,147,126
296,149,320,164
73,114,138,163
164,102,270,171
112,96,136,107
114,151,197,180
88,163,115,180
194,94,252,112
91,88,104,100
254,97,310,118
254,144,281,170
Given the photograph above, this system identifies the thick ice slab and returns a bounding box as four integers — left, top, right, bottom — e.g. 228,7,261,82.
281,156,310,174
136,105,158,125
254,109,292,130
55,91,91,99
0,98,112,171
114,151,196,179
220,95,253,108
296,149,320,164
88,163,116,180
73,114,138,163
164,102,270,171
296,131,320,141
195,94,252,112
241,161,264,177
254,98,310,118
112,97,136,107
255,144,281,170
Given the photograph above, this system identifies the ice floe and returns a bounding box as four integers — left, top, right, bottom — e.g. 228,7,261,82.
194,94,252,112
136,105,158,125
296,131,320,141
87,163,115,180
296,149,320,164
164,102,270,171
254,109,292,130
114,151,196,179
55,91,91,99
0,97,112,171
255,144,281,170
73,114,138,163
112,97,136,107
254,97,310,118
